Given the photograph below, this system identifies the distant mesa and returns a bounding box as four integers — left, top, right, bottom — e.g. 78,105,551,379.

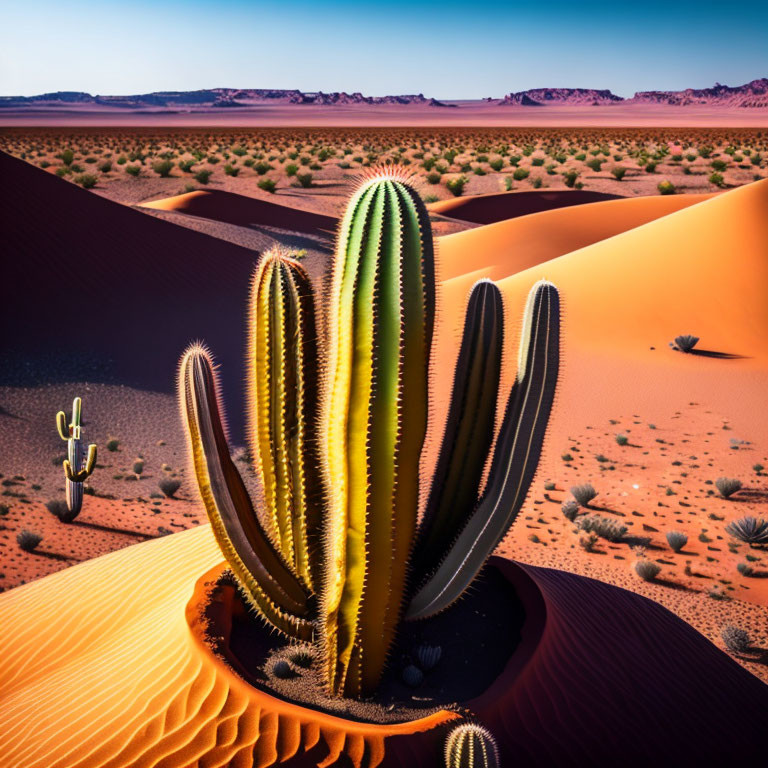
0,88,452,109
496,78,767,107
499,88,623,106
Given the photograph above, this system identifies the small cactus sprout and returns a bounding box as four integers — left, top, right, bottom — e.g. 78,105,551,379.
570,483,597,507
414,643,442,671
401,664,424,688
671,334,699,352
445,723,500,768
561,499,581,522
721,625,750,653
715,477,742,499
56,397,97,520
666,531,688,553
726,516,768,546
635,559,661,581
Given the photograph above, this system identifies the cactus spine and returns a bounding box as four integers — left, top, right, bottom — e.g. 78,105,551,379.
322,172,434,696
56,397,97,518
445,723,500,768
248,251,321,590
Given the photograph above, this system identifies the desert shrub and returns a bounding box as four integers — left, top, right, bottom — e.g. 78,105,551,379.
296,173,314,188
570,483,597,507
158,478,182,498
736,562,753,576
125,165,141,177
753,463,765,474
504,177,513,191
726,516,768,545
531,157,544,166
106,438,119,452
98,161,112,173
512,167,529,181
256,177,276,192
644,162,657,173
422,194,439,203
59,149,74,165
657,180,676,195
254,161,272,175
721,625,750,653
285,163,298,176
586,158,603,172
562,499,581,522
422,157,436,171
74,174,98,189
133,459,145,476
562,169,580,188
46,499,76,523
194,170,212,184
508,154,521,166
55,167,70,177
666,531,687,552
615,433,628,446
446,175,468,196
70,164,84,172
531,177,543,189
17,530,42,552
579,533,598,552
207,155,220,164
426,171,442,184
152,160,174,177
610,166,627,181
715,477,742,499
709,172,724,187
575,153,587,161
178,159,195,173
473,166,486,176
672,334,699,352
224,164,240,177
578,515,627,542
635,559,661,581
710,159,728,172
489,158,504,171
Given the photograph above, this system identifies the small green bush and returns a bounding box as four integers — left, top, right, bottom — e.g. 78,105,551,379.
715,477,742,499
635,559,661,581
17,530,42,552
610,166,627,181
296,173,313,188
445,175,468,196
570,483,598,507
258,178,277,193
426,171,442,184
562,169,580,188
666,531,687,552
74,174,98,189
709,172,725,187
152,160,174,178
512,167,529,181
194,170,213,184
224,164,240,177
657,180,676,195
615,433,629,446
125,165,141,177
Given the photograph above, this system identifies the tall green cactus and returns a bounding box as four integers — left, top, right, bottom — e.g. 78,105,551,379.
444,723,500,768
322,171,434,696
179,168,560,701
56,397,97,518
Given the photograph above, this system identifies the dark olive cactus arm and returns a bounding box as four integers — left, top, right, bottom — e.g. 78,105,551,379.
407,280,560,620
179,344,314,640
412,279,504,583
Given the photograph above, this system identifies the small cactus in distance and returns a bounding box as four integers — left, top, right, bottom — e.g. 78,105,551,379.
445,723,499,768
56,397,97,520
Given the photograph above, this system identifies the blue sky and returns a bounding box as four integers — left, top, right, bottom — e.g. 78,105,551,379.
2,0,766,98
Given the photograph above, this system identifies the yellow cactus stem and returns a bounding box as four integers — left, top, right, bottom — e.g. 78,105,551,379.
63,444,97,483
248,246,322,592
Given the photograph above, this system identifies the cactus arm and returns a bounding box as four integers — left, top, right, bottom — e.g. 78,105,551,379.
63,443,97,483
56,411,69,441
407,280,560,620
84,443,97,476
412,280,503,583
249,251,321,592
70,397,82,439
180,345,313,640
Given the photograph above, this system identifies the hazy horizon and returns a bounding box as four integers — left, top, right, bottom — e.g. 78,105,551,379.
2,0,767,100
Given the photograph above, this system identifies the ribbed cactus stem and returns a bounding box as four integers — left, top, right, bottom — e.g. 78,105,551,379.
407,280,560,620
445,723,500,768
323,169,435,696
413,279,503,582
248,248,321,590
56,397,97,517
179,344,313,640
